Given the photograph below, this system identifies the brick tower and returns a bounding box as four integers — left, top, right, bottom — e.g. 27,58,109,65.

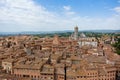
74,26,78,40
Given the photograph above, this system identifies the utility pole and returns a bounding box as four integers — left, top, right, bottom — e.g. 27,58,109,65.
64,63,67,80
54,68,57,80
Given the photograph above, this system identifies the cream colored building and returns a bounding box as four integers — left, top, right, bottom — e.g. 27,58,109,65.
2,59,15,74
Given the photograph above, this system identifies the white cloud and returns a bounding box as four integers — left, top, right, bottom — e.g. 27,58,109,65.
113,6,120,14
63,6,71,11
65,11,75,15
63,5,75,16
0,0,57,31
0,0,120,32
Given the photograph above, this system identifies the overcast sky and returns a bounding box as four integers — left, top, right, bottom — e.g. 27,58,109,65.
0,0,120,32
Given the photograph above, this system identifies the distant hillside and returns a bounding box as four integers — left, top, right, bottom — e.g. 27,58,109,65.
0,30,120,36
82,30,120,33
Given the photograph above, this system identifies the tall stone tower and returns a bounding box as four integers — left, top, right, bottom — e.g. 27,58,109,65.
74,26,78,40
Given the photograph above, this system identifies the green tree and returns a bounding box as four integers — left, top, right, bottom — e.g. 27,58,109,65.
112,38,120,55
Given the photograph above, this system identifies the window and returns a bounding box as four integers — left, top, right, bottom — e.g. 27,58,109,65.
51,77,53,79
